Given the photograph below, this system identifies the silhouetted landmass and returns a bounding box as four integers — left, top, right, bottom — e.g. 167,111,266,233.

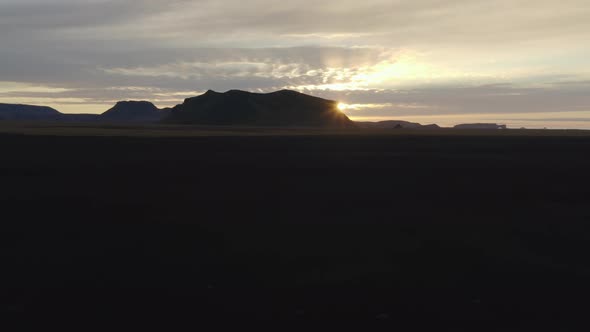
0,91,355,127
101,101,169,122
0,101,170,123
164,89,355,128
2,127,590,330
454,123,507,129
356,120,441,129
0,93,518,131
60,114,101,122
0,103,62,121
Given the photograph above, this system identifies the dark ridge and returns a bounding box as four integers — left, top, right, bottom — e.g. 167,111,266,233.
163,89,355,128
0,103,62,121
356,120,441,129
454,123,507,130
101,101,166,122
203,89,219,96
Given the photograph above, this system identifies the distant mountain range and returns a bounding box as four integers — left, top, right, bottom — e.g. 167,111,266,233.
165,89,354,128
0,90,354,128
0,101,168,123
101,101,169,122
0,90,507,129
356,120,440,130
0,103,63,121
454,123,507,130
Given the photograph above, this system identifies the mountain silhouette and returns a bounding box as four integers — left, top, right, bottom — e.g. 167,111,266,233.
356,120,440,129
0,101,168,123
454,123,507,130
0,95,451,129
101,101,168,122
0,103,62,121
163,89,355,128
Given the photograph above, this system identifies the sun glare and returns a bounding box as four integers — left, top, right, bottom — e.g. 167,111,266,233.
337,103,347,111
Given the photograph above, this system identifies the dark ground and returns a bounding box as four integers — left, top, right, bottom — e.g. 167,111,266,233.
2,129,590,330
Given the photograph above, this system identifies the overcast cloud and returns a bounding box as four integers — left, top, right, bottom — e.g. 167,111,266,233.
1,0,589,127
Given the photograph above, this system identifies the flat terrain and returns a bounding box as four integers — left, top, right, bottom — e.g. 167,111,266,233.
2,120,590,137
2,123,590,330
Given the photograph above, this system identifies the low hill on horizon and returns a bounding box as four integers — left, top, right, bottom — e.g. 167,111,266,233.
163,89,355,128
0,92,492,130
356,120,441,130
0,103,63,121
454,123,507,130
0,101,168,123
0,100,512,131
101,101,169,122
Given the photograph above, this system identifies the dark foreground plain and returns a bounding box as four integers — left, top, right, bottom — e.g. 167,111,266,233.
2,124,590,330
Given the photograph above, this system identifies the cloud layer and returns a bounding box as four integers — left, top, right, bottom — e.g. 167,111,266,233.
1,0,589,127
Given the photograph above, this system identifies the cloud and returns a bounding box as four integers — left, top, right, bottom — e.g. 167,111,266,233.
314,82,590,117
0,0,590,128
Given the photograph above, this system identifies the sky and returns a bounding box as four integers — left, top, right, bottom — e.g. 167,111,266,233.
1,0,590,128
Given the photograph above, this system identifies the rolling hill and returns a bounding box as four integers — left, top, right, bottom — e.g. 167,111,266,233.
163,89,355,128
0,101,168,123
356,120,440,129
101,101,169,122
0,103,62,121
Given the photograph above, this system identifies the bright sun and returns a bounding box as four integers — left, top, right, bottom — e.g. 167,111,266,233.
337,103,347,111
